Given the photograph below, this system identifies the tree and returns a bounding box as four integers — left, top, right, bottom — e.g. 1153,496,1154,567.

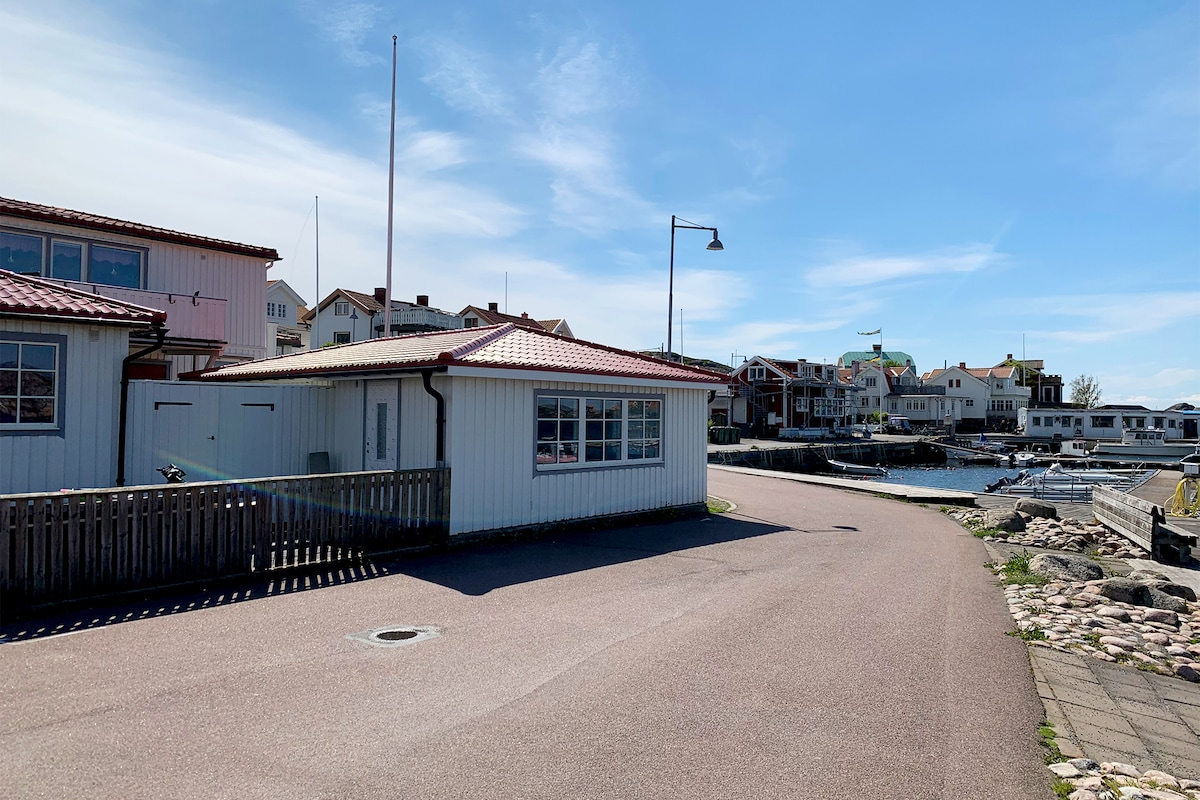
1069,375,1102,408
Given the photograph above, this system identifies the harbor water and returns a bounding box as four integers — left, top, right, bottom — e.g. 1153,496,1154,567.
862,464,1031,493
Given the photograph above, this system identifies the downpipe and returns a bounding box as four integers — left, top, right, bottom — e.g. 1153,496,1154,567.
116,325,167,486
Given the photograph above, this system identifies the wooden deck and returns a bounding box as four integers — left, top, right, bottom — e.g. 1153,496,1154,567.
1132,470,1200,541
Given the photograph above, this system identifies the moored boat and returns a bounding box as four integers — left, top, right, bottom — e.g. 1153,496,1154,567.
1089,428,1196,460
826,459,888,477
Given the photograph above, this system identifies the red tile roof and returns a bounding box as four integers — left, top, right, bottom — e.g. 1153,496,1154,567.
196,324,727,384
461,305,548,331
0,197,280,260
0,269,167,325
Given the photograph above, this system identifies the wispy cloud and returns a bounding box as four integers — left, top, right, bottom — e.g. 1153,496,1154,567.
804,243,1005,289
1033,291,1200,344
418,36,511,118
305,2,383,67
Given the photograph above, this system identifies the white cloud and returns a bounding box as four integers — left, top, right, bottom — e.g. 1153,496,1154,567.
305,2,384,68
804,243,1004,289
1033,292,1200,344
418,36,512,118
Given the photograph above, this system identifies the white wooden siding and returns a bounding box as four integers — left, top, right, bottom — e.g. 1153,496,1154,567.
444,377,709,536
124,381,331,485
0,319,127,494
1,217,270,361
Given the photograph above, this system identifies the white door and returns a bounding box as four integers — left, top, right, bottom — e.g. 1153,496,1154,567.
151,384,219,481
364,380,399,471
218,391,279,479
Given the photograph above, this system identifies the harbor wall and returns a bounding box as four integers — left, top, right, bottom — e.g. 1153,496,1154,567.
707,440,947,472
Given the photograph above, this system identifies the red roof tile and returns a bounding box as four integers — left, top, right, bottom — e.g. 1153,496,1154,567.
197,324,727,384
0,197,280,260
0,269,167,325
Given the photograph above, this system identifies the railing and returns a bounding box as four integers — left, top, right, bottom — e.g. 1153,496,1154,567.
1,469,449,618
46,280,228,342
380,308,463,331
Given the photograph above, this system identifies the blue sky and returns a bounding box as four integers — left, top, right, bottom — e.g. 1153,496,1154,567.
2,1,1197,408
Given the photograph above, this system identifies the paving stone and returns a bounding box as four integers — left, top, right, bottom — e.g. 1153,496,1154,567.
1055,687,1125,716
1115,696,1192,722
1075,721,1153,757
1125,713,1199,744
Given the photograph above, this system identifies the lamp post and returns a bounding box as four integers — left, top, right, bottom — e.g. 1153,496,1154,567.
858,328,883,428
668,215,722,362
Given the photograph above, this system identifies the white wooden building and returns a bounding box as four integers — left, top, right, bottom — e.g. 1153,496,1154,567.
0,269,166,494
1,196,279,378
199,323,725,536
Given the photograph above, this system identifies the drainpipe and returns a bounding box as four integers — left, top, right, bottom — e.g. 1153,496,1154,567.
420,369,446,467
117,325,167,486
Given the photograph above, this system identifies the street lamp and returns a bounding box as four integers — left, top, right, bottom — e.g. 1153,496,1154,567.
668,215,722,362
858,328,883,429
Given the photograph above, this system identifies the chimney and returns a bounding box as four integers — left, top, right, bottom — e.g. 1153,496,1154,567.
488,302,499,312
416,295,429,307
959,362,967,369
374,287,385,304
852,360,860,378
872,344,882,353
521,312,529,318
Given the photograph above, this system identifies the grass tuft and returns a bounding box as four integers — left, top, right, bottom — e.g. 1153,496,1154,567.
996,550,1051,586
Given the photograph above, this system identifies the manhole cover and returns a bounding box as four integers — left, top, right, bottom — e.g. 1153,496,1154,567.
347,625,441,648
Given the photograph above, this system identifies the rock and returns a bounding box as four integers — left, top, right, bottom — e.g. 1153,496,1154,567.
1103,763,1144,778
1067,791,1099,800
1148,589,1190,614
1116,787,1146,799
1049,762,1084,778
984,508,1026,532
1069,758,1101,772
1174,663,1200,682
1139,789,1189,800
1028,553,1105,583
1097,578,1154,606
1016,497,1058,519
1147,581,1198,602
1096,605,1133,622
1142,771,1181,790
1144,608,1180,627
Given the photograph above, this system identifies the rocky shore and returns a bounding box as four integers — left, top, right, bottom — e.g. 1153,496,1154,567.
949,499,1200,799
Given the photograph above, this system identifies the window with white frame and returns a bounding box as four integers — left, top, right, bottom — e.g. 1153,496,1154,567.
333,331,351,344
747,366,766,382
865,376,876,387
1,228,145,289
334,301,350,316
1,339,60,429
536,394,662,469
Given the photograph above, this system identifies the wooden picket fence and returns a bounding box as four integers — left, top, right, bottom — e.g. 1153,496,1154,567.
1,469,449,618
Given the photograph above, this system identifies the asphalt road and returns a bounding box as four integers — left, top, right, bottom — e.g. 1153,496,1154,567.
1,468,1049,799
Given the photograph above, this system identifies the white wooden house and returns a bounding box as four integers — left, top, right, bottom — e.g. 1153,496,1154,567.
0,196,279,378
266,279,308,355
0,269,166,494
198,323,724,535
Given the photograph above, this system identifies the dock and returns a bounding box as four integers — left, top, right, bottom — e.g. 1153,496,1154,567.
708,464,979,505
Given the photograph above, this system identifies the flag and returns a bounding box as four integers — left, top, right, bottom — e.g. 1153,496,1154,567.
857,329,881,336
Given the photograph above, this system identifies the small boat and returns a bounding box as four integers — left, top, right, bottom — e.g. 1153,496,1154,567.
985,462,1156,502
827,459,888,477
1007,451,1037,468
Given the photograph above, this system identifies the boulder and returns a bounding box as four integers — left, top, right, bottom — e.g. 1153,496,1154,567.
1096,578,1153,606
1148,589,1190,614
984,509,1026,532
1029,553,1104,583
1145,581,1197,602
1015,497,1058,519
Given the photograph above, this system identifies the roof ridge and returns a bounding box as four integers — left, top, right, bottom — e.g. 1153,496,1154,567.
519,324,731,380
438,323,516,360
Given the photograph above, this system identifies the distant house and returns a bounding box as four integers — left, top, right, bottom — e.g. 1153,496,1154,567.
196,323,723,535
0,196,280,378
729,356,850,435
838,344,916,372
1,269,165,494
919,363,989,430
461,302,574,338
304,289,461,346
994,354,1062,406
1019,405,1196,442
266,279,308,355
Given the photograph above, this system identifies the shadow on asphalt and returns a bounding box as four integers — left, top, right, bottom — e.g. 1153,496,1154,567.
1,515,789,644
394,514,790,596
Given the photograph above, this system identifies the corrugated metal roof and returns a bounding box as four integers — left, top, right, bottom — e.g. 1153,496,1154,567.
197,324,727,383
0,197,280,260
0,268,166,325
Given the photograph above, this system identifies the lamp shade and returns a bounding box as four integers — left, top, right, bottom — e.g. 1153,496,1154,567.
707,233,724,251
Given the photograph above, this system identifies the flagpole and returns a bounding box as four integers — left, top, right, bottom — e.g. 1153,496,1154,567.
383,34,397,338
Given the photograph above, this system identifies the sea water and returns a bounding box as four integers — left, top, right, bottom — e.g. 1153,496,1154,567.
862,464,1035,493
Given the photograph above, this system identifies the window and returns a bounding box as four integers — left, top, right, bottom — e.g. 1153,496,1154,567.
965,398,974,407
1032,417,1041,426
464,318,478,328
1092,416,1115,428
334,301,350,316
865,376,876,388
1153,417,1165,428
267,302,276,317
1,227,144,288
536,394,662,469
333,331,351,344
279,303,287,319
1,340,59,429
1168,419,1177,429
747,366,766,382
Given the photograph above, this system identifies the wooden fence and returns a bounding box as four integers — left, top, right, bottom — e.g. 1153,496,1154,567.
1,469,448,618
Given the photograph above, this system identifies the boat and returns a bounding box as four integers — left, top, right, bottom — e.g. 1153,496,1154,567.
826,459,888,477
1007,451,1037,468
984,462,1157,502
1089,428,1197,461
